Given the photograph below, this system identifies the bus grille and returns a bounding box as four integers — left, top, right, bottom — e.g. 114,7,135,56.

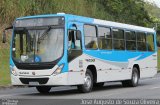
19,78,49,84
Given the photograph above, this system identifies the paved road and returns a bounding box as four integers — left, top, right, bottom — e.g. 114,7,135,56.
0,74,160,105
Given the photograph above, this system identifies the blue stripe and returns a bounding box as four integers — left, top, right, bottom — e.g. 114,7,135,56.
84,50,155,62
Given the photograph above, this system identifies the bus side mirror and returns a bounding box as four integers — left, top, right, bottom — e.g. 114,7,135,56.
2,30,6,43
2,26,13,43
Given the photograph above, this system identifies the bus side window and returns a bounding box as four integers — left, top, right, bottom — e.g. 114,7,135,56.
75,31,82,50
125,31,136,51
68,30,74,49
137,32,147,51
84,25,98,49
113,28,125,50
68,30,82,50
147,33,155,51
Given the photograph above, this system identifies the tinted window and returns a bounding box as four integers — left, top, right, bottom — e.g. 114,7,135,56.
98,27,112,49
113,29,125,50
137,32,147,51
147,33,154,51
125,31,136,50
84,25,98,49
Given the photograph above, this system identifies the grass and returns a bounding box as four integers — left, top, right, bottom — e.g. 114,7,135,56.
0,48,11,86
0,31,11,86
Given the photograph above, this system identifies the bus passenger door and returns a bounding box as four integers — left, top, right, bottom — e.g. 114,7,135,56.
68,29,82,62
67,24,84,85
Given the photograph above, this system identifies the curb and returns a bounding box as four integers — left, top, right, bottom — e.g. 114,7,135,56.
0,85,14,90
0,85,27,90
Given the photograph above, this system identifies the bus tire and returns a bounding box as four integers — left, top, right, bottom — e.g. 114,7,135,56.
77,70,93,93
36,86,51,93
94,82,104,87
122,67,139,87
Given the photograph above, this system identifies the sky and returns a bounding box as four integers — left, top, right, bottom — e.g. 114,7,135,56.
145,0,160,8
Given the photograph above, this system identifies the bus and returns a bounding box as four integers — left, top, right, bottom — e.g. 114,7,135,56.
2,13,157,93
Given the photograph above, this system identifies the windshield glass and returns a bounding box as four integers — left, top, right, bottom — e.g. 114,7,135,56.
12,27,64,63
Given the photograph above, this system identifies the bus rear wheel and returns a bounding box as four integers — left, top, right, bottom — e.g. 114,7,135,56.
122,67,139,87
78,70,93,93
36,86,51,93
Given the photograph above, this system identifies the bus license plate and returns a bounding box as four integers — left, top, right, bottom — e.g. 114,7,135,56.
29,82,39,86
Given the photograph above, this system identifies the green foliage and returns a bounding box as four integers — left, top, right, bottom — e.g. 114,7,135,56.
144,2,160,47
0,0,153,26
144,2,160,19
0,44,10,86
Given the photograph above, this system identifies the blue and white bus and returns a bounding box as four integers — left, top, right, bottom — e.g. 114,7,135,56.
2,13,157,93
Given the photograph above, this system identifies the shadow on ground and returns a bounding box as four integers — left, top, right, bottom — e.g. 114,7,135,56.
22,82,149,97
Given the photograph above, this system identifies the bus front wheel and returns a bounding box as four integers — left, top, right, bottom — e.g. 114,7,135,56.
78,70,93,93
36,86,51,93
122,67,139,87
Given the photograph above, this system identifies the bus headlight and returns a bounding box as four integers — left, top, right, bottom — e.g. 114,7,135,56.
10,67,17,76
53,64,64,75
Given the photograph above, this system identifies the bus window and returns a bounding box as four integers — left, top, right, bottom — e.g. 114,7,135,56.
137,32,147,51
75,31,82,50
13,34,21,58
68,30,82,62
84,25,98,49
147,33,155,51
113,28,125,50
13,32,28,60
125,31,136,51
68,30,82,50
68,30,75,49
98,27,112,49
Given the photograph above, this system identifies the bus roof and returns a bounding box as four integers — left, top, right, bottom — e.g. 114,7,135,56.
93,19,155,33
16,13,155,33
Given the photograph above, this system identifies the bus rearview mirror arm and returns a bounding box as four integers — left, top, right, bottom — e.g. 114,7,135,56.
72,24,77,30
2,26,13,43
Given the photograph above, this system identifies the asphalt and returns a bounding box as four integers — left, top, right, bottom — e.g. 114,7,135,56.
0,73,160,105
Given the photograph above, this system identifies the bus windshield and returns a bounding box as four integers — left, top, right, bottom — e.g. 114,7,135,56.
12,27,64,63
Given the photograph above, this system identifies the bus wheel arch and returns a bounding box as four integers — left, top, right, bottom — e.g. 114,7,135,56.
133,64,140,78
77,65,97,93
78,69,93,93
122,64,140,87
86,65,97,83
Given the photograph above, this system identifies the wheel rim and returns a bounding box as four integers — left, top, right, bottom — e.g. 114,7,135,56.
133,71,138,84
84,74,91,89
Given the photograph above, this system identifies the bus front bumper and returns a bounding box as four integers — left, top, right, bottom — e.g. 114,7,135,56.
11,73,69,86
11,71,84,86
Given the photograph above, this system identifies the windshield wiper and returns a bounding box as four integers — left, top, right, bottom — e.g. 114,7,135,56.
38,26,51,43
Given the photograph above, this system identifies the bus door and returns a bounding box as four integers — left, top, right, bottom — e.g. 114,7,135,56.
67,23,82,62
